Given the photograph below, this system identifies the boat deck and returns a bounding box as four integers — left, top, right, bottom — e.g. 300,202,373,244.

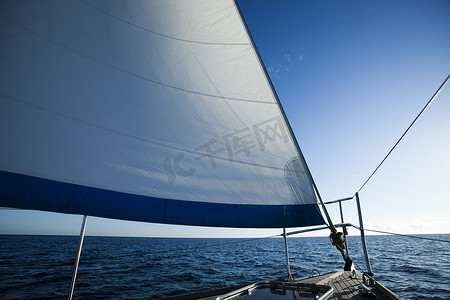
299,271,381,299
163,271,400,300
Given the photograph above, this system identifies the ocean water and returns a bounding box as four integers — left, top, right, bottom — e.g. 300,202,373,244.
0,234,449,299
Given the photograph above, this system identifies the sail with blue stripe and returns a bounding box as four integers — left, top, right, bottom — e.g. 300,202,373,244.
0,0,324,228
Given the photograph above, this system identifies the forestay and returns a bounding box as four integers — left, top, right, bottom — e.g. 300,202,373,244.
0,0,324,228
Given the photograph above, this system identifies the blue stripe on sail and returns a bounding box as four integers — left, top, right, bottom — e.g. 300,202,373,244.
0,170,325,228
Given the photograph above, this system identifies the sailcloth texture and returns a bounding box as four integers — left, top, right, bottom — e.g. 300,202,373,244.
0,0,324,228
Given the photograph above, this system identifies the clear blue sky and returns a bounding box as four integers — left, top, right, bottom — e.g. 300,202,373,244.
1,0,449,237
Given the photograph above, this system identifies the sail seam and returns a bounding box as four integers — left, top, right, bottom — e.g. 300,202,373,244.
0,15,273,105
0,92,300,175
80,0,250,46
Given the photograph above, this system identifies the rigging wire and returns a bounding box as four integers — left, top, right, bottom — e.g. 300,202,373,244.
363,228,450,244
78,227,448,262
357,74,450,193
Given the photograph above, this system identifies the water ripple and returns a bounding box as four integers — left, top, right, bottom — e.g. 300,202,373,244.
0,235,449,299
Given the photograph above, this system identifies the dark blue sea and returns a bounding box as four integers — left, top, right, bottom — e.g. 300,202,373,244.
0,234,449,299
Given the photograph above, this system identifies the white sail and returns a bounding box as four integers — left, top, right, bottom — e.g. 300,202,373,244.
0,0,324,227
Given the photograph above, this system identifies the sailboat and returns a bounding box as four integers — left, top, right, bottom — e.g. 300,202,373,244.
1,0,448,299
